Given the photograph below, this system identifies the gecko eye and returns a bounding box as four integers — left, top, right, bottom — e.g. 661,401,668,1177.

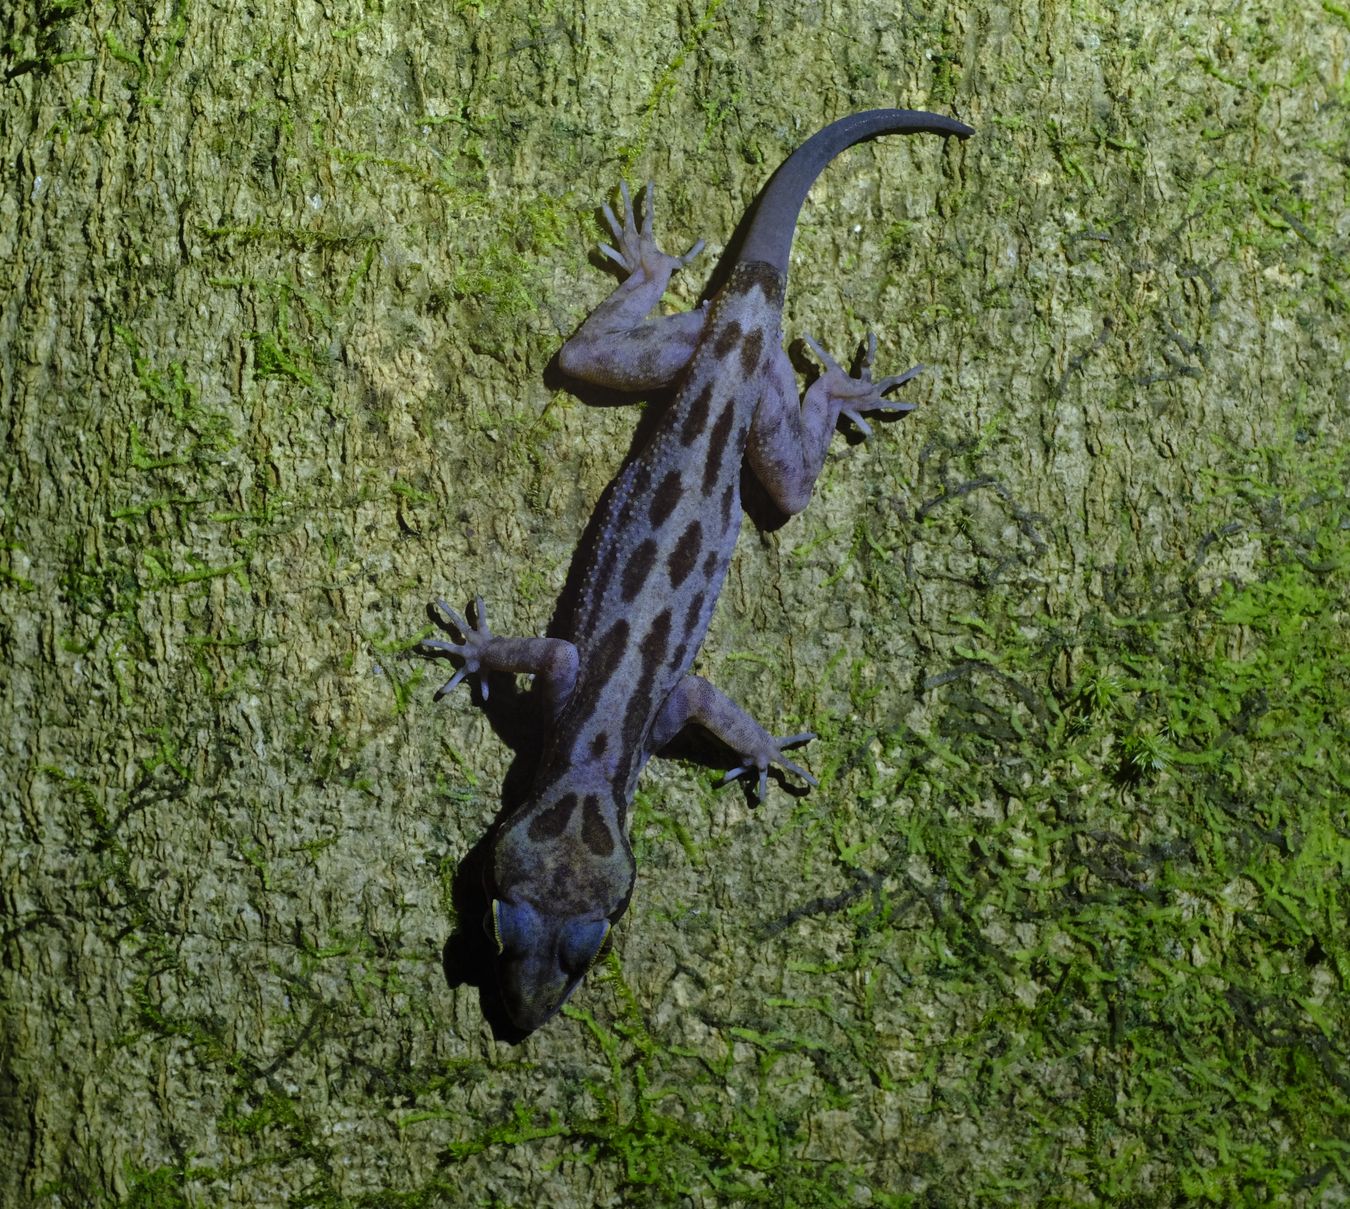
488,898,551,958
558,918,611,976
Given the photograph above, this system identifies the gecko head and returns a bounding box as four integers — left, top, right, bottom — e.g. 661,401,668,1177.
485,896,612,1031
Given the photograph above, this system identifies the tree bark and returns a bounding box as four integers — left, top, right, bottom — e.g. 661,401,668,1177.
2,1,1346,1204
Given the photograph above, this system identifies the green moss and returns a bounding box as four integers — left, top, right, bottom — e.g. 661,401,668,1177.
449,195,571,321
420,410,1340,1205
102,0,187,113
1,0,93,82
850,419,1349,1201
614,0,728,170
6,2,1348,1204
117,1160,205,1209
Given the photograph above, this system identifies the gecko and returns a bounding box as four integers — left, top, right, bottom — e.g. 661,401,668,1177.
420,108,973,1032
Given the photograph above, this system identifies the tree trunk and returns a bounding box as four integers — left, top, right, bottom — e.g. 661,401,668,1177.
3,1,1346,1203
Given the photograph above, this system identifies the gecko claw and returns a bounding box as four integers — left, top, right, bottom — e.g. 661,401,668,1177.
679,237,706,267
421,596,495,700
595,179,706,283
805,332,923,437
720,731,818,801
433,665,470,700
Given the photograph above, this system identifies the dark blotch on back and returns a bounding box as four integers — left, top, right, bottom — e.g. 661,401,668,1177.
639,608,672,680
581,794,615,856
595,619,630,677
713,320,744,359
621,538,657,602
649,469,683,529
684,591,705,635
739,328,764,377
528,792,578,841
569,619,630,732
680,383,714,446
702,407,736,493
668,521,703,589
621,610,674,754
586,551,618,629
730,261,787,308
702,549,719,579
590,732,608,758
721,483,736,523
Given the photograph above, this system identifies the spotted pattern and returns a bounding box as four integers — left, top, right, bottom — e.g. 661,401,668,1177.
616,608,674,774
594,619,630,677
528,792,578,841
712,320,744,359
462,104,979,1033
585,555,618,628
581,794,615,856
680,383,714,446
638,608,672,681
684,591,706,635
731,260,787,308
668,521,703,588
621,538,658,602
569,619,630,736
628,459,653,497
703,407,736,492
649,469,683,529
739,328,765,377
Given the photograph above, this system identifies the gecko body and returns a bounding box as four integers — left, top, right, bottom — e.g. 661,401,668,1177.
422,109,972,1031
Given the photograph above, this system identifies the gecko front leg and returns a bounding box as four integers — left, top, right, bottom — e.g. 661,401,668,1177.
420,597,579,720
653,675,818,802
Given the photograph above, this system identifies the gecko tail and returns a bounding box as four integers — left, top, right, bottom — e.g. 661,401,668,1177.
737,109,973,275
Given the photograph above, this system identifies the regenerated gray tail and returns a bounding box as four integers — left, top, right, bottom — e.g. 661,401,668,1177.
738,109,973,274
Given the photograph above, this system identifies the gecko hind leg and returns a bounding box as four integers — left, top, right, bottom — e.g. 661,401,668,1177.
746,331,922,517
803,331,922,438
557,181,709,391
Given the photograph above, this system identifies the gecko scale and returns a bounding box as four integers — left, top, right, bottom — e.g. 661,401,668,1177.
420,109,973,1031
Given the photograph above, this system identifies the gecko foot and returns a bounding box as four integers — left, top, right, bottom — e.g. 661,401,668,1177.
420,596,496,701
598,180,705,284
803,331,922,437
720,731,819,802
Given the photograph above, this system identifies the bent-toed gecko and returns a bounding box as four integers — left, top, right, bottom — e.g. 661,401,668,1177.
420,109,972,1031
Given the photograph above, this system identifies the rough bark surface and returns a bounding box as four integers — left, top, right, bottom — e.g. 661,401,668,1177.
3,1,1347,1204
